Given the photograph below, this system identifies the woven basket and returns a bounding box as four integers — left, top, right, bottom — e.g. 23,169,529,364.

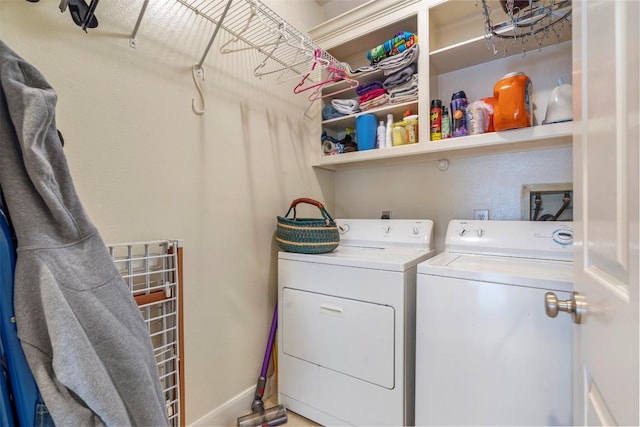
276,198,340,254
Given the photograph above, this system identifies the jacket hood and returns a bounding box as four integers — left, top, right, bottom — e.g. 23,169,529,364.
0,40,97,249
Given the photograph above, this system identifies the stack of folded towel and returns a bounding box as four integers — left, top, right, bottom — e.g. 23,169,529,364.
383,63,418,104
378,44,419,75
331,98,360,115
366,31,417,63
355,80,389,111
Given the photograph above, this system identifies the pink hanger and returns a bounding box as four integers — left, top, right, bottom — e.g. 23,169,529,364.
293,49,342,94
307,63,359,102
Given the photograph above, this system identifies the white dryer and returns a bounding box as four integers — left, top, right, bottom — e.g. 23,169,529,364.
278,219,436,426
415,220,574,426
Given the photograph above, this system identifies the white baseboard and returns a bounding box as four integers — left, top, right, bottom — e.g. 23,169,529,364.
189,375,276,426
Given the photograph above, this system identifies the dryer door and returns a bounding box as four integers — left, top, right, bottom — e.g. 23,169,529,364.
282,288,395,389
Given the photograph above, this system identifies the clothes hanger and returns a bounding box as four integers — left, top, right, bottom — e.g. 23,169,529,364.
249,18,318,79
273,38,319,83
307,69,358,102
254,48,317,79
219,2,283,55
294,53,356,98
252,29,287,77
292,50,337,94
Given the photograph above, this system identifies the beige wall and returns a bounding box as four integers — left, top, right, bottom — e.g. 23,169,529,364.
0,0,331,424
333,146,573,253
1,0,572,424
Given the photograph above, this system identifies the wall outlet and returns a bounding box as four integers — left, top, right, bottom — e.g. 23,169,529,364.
474,209,489,220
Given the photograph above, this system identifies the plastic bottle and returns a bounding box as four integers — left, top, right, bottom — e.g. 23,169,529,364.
441,106,451,139
392,121,408,146
386,114,394,148
430,100,442,140
493,72,532,131
404,113,419,144
377,121,386,149
450,91,468,137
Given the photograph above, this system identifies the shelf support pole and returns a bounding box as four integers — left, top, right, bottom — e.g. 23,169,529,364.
197,0,234,68
129,0,150,48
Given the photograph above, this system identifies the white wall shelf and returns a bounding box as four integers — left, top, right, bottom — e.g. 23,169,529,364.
429,31,571,76
310,0,572,171
313,121,572,170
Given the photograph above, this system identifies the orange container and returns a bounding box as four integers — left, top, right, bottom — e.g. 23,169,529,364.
493,72,532,131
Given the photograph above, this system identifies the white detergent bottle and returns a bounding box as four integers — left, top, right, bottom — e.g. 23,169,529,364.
377,121,385,149
386,114,393,148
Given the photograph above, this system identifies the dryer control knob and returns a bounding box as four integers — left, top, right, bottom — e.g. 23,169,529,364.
458,228,468,236
412,227,420,235
477,229,485,237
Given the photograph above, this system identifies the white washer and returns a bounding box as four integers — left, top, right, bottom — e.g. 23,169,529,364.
278,219,436,426
415,220,574,426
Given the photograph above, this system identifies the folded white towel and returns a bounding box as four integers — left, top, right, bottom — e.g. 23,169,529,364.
331,98,360,115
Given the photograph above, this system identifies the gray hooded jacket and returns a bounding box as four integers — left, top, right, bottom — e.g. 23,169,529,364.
0,40,169,426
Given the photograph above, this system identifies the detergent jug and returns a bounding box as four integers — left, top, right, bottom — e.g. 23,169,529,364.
493,72,532,131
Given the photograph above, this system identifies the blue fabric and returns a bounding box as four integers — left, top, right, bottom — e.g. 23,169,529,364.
0,344,16,427
0,208,40,427
322,104,345,120
35,401,55,427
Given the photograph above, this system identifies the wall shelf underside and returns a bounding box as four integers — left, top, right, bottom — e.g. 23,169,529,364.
313,121,572,170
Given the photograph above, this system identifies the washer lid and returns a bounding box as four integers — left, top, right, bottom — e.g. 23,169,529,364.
417,252,573,292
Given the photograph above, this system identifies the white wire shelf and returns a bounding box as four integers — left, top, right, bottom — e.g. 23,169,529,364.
130,0,344,78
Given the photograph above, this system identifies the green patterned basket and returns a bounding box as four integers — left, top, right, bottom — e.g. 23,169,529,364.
276,198,340,254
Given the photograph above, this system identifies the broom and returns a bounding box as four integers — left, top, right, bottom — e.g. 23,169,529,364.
237,304,287,427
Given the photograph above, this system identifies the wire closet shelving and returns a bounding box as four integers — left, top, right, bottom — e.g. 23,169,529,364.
133,0,340,75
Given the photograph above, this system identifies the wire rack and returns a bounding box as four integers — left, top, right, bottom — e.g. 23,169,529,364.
107,240,183,426
131,0,343,78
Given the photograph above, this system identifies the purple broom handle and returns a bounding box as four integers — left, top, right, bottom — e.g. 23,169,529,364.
261,304,278,378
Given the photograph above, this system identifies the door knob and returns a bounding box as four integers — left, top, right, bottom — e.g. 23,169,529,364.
545,291,586,324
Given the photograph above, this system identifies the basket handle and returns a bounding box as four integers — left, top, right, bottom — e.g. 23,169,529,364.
284,198,335,223
289,198,325,209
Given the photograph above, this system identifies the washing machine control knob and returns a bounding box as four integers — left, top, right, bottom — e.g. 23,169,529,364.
412,227,420,235
458,228,468,236
477,229,485,237
384,226,391,234
338,224,350,234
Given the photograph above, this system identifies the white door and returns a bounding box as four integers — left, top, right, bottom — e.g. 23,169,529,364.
571,1,639,425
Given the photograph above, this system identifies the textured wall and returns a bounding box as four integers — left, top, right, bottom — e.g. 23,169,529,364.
0,0,331,424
